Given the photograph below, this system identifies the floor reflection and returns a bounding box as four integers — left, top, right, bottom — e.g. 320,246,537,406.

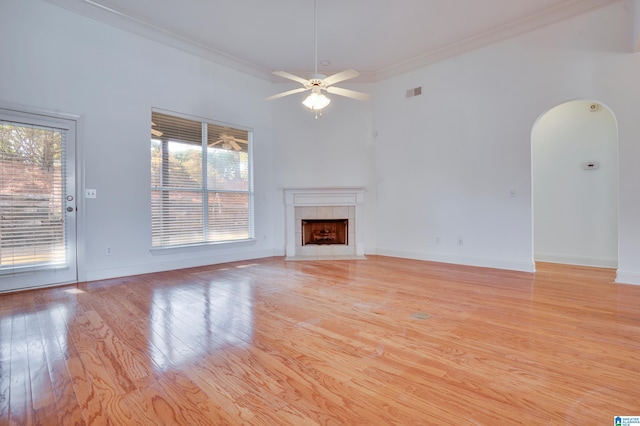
150,276,254,367
0,299,72,414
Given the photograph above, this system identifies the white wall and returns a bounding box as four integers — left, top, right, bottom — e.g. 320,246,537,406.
532,100,618,267
372,1,640,279
0,0,277,281
270,88,377,254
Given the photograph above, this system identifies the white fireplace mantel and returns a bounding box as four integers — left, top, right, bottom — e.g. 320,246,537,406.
284,187,365,259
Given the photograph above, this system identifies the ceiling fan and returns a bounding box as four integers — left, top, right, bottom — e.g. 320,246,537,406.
151,122,163,137
265,0,370,116
208,134,247,151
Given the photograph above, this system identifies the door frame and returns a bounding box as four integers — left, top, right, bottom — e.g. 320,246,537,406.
0,101,85,291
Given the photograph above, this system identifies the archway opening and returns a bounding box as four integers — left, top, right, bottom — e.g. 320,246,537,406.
532,100,618,268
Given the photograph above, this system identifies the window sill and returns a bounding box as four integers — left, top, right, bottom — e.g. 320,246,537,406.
150,239,257,256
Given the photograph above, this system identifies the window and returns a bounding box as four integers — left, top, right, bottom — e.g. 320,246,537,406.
150,110,253,248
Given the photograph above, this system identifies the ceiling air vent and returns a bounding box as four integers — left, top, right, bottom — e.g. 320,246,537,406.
406,86,423,98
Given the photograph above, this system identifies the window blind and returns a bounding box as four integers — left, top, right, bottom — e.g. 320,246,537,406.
151,110,253,248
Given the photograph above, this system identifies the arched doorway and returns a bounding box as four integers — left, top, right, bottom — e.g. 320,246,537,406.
532,100,618,268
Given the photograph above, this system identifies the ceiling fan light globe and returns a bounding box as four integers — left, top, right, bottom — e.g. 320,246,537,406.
303,92,330,110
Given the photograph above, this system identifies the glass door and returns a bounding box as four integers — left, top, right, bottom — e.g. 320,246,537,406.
0,110,77,292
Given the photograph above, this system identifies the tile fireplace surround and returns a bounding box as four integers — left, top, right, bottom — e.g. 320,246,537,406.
284,187,366,260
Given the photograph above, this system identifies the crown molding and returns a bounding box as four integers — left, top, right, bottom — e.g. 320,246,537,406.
43,0,621,84
374,0,621,81
42,0,275,81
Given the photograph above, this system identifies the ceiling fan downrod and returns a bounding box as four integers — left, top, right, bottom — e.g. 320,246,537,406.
313,0,318,75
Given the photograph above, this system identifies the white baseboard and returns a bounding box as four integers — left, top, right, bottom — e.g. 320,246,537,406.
534,253,617,269
85,248,281,282
375,247,535,273
615,271,640,286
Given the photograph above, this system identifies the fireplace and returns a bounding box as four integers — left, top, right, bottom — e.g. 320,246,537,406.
302,219,348,246
284,187,365,260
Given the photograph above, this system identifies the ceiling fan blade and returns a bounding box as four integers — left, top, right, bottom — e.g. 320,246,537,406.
326,86,371,101
272,71,310,86
322,69,359,86
151,128,163,137
265,87,309,101
229,139,242,151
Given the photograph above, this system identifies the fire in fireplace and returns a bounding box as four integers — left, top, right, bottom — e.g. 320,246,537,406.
301,219,348,246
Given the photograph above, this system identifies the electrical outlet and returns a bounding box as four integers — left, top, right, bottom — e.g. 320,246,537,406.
86,189,97,198
457,236,464,246
105,247,112,256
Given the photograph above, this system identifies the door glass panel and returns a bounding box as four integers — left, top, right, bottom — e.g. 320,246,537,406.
0,122,66,270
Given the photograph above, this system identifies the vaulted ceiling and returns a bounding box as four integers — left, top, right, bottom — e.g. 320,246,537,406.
45,0,619,81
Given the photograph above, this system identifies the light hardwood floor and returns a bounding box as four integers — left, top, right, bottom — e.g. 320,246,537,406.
1,256,639,425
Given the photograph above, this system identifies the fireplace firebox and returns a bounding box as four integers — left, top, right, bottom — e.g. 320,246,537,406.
302,219,348,246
